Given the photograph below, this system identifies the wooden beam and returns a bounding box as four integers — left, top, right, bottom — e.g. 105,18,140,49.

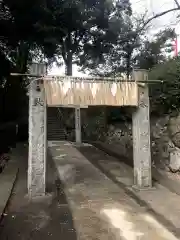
48,105,88,108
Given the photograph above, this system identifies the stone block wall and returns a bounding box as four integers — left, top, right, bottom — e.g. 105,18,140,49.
105,114,180,173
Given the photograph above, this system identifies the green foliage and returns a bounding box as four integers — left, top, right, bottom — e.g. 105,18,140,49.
79,0,136,77
135,28,175,70
1,0,128,120
149,57,180,114
0,0,177,123
0,0,70,74
53,0,117,75
83,19,175,77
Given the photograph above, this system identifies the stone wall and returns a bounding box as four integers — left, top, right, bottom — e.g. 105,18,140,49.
105,122,133,159
61,107,180,173
105,114,180,173
82,107,107,141
62,107,107,142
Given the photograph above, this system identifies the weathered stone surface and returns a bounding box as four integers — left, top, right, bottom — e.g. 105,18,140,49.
168,139,180,172
75,108,81,143
106,123,133,159
132,85,152,188
104,113,180,173
58,93,180,174
48,142,178,240
169,147,180,173
151,116,170,168
151,114,180,172
82,107,107,141
28,81,46,197
168,114,180,148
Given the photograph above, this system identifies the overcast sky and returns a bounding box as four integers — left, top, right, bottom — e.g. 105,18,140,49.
48,0,180,76
132,0,180,32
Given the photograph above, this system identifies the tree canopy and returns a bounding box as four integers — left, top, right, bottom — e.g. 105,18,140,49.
0,0,179,122
135,28,176,70
149,57,180,115
0,0,176,77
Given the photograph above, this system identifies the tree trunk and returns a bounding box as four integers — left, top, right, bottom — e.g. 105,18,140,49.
126,53,131,78
63,32,82,143
65,56,72,76
16,41,29,74
65,31,73,76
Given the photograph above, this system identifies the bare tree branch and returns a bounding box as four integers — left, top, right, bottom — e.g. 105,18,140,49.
142,7,180,30
174,0,180,8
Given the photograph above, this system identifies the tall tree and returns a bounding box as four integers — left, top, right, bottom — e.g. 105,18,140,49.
79,0,146,77
140,0,180,29
135,28,176,70
0,0,66,74
51,0,115,75
149,57,180,114
76,0,126,76
0,0,67,121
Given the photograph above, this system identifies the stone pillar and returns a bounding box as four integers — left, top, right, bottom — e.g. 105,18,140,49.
28,80,47,197
132,70,152,189
75,107,81,144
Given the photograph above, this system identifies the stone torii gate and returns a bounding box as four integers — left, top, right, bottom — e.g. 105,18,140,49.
28,69,152,198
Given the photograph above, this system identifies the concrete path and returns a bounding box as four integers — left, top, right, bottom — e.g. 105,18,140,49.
0,145,19,220
49,141,178,240
91,141,180,234
0,143,77,240
1,141,179,240
93,141,180,196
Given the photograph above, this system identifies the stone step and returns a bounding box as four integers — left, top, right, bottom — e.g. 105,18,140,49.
47,107,67,140
47,133,66,136
48,133,65,135
48,121,60,123
47,137,66,139
47,125,63,127
47,137,66,140
47,127,65,130
47,134,65,136
47,119,62,121
47,132,65,134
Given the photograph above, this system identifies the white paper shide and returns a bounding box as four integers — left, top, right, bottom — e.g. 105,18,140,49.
111,83,117,96
91,83,99,99
62,80,71,95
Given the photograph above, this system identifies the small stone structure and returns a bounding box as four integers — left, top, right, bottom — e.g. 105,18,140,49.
28,80,47,197
28,70,152,198
132,70,152,188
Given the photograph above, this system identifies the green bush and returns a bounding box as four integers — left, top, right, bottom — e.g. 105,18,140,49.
149,57,180,115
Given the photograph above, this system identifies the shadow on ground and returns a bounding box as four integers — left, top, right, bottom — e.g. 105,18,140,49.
76,145,180,239
0,145,77,240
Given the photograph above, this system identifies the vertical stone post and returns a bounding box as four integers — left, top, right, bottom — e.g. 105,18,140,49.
132,69,152,189
28,80,47,197
75,107,81,144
